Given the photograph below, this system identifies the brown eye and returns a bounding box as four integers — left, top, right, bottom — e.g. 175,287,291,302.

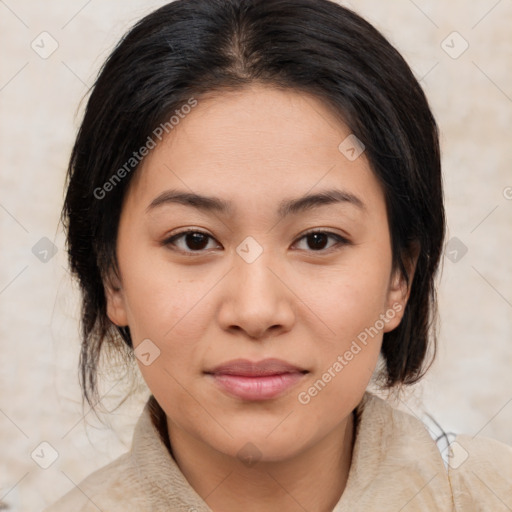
306,232,329,250
163,230,220,254
183,232,209,250
294,230,349,252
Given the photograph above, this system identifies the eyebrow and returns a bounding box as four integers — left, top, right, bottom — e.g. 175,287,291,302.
145,188,365,217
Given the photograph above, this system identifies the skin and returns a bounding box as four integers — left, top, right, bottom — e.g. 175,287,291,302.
106,84,414,512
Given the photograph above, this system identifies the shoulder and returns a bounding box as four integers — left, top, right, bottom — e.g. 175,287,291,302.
43,397,161,511
447,433,512,511
42,452,145,512
337,393,454,510
344,393,512,511
43,396,212,512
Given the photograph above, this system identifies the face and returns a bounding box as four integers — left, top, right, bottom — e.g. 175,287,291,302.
106,84,410,463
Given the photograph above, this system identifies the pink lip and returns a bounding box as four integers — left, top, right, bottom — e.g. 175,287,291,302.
205,358,308,401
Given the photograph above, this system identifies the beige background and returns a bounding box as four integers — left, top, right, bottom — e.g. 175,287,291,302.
1,0,511,510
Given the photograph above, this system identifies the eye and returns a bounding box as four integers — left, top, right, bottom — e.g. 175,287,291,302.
162,228,349,256
162,229,221,254
293,230,349,252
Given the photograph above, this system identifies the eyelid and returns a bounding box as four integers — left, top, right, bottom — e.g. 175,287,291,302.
296,227,350,241
161,228,350,255
161,228,221,254
291,228,351,251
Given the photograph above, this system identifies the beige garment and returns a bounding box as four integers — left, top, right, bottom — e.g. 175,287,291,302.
44,392,512,511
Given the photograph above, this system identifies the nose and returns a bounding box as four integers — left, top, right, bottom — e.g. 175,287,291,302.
217,248,296,340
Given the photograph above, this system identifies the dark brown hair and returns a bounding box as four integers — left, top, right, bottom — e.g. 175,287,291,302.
61,0,445,407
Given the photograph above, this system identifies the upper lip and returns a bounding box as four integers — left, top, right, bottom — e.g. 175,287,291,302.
205,358,308,377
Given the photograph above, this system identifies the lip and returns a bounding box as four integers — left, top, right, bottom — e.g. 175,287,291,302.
205,358,308,401
206,358,307,376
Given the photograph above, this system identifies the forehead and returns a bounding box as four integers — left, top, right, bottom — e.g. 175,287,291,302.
165,84,349,165
125,84,384,215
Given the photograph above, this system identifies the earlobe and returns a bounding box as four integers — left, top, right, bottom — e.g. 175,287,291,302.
105,274,129,327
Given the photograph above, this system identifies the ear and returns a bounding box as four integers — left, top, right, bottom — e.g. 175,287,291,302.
383,243,419,333
105,271,129,327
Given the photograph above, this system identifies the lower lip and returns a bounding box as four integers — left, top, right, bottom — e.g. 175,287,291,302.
208,372,306,401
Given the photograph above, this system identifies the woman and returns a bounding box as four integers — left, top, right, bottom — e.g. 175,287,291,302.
45,0,512,510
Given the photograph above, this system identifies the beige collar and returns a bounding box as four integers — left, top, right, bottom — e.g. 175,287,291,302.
130,392,454,511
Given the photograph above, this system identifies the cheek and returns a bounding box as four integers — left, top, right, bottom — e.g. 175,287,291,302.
294,249,392,397
293,269,387,424
119,253,221,396
305,255,392,341
118,242,212,342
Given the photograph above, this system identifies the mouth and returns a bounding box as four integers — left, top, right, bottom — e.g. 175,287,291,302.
204,358,309,401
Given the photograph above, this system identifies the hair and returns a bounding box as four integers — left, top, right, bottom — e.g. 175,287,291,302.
61,0,445,408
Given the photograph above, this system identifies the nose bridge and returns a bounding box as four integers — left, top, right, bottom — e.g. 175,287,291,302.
234,240,280,304
218,236,294,337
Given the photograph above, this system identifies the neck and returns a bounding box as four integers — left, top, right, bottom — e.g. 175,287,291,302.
166,411,355,512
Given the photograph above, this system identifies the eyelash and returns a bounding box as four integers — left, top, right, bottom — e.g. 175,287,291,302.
161,229,350,256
